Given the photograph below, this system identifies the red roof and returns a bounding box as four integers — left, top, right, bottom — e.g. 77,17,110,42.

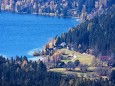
100,56,109,60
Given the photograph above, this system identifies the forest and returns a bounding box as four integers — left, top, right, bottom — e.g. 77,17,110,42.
0,1,115,86
55,4,115,57
0,56,115,86
1,0,115,19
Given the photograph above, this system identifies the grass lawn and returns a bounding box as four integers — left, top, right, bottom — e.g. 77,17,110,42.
49,67,109,79
49,49,113,79
112,67,115,70
55,48,95,65
49,68,96,78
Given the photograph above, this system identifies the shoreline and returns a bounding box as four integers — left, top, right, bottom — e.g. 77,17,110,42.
0,11,82,59
1,10,82,20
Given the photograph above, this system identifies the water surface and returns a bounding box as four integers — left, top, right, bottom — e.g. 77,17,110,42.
0,12,79,57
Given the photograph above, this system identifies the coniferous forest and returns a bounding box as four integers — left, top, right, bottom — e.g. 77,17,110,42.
1,0,115,20
0,0,115,86
0,5,115,86
0,56,115,86
55,5,115,57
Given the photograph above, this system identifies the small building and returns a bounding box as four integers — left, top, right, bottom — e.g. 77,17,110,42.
60,42,66,47
99,56,111,66
100,56,109,62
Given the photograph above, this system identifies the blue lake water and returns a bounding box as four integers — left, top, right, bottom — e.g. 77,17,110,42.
0,12,79,57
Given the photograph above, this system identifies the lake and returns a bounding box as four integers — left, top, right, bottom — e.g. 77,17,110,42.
0,12,79,58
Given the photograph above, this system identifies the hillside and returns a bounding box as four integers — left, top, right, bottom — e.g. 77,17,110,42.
0,1,115,86
0,0,115,20
53,48,94,65
0,56,115,86
54,5,115,57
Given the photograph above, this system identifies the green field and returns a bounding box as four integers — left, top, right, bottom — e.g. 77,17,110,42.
50,48,115,79
49,68,96,78
54,48,94,65
49,67,112,79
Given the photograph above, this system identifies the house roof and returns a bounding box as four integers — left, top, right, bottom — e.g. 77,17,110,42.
100,56,109,60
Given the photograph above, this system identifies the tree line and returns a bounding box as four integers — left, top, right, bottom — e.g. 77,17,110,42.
1,0,115,18
55,5,115,57
0,55,115,86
